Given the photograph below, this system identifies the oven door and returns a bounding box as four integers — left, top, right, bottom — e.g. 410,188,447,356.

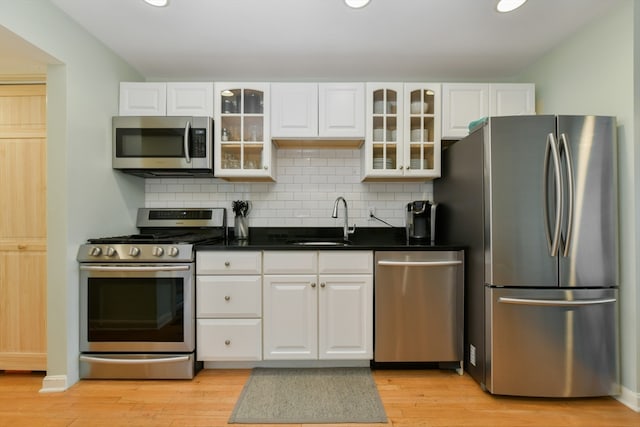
79,263,194,353
112,116,212,171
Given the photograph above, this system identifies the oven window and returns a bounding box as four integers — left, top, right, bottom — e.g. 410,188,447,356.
116,128,186,157
87,277,184,342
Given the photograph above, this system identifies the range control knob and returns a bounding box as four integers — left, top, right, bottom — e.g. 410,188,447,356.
106,247,117,257
89,246,102,257
152,246,165,257
168,247,180,257
128,247,141,257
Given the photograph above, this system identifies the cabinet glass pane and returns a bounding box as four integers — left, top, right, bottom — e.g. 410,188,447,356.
373,143,397,170
244,90,264,114
424,116,434,142
373,90,384,114
424,89,435,114
243,116,263,142
373,116,384,141
387,90,397,114
221,116,241,142
221,89,241,114
244,144,264,169
221,145,241,169
410,117,423,142
386,116,397,142
409,144,434,170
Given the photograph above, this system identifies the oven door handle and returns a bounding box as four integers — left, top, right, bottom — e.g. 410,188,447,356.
80,265,191,272
79,355,190,365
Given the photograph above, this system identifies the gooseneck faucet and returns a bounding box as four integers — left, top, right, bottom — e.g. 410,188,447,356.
332,196,356,241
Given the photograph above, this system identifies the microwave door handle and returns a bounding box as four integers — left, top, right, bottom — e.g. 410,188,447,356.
184,121,191,163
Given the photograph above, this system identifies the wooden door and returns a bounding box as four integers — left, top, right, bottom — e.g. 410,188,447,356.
0,84,47,370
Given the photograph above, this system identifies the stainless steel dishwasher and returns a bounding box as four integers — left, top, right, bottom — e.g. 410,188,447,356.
374,251,464,372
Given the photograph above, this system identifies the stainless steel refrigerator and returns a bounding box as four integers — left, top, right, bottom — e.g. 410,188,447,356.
434,115,619,397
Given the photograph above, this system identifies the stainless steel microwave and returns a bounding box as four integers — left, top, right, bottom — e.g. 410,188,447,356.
112,116,214,177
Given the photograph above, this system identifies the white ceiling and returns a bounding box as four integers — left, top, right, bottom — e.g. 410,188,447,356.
3,0,623,81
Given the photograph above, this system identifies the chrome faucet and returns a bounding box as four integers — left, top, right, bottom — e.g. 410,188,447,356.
332,196,355,240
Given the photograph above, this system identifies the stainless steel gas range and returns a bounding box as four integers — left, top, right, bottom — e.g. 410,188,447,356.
77,207,226,379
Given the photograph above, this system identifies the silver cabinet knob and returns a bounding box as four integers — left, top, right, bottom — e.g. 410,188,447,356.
225,340,231,346
224,295,231,301
128,247,140,257
311,282,316,288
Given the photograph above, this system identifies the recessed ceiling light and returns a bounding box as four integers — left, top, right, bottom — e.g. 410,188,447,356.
496,0,527,13
144,0,169,7
345,0,370,9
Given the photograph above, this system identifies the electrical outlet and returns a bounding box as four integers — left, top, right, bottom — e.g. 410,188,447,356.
368,206,376,219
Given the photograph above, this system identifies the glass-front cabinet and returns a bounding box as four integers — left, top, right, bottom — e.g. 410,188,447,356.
214,83,274,180
362,83,441,180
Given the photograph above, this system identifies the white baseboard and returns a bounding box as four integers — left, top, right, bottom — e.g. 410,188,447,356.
39,375,68,393
615,385,640,412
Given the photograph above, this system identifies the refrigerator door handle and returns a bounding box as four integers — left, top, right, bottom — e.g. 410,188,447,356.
559,133,575,257
543,133,563,256
498,297,616,307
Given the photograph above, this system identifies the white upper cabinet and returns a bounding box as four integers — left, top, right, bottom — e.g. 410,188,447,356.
318,83,365,138
119,82,167,116
270,83,318,138
119,82,214,116
442,83,535,139
271,82,365,144
166,82,214,116
489,83,535,117
214,82,274,181
362,83,441,180
441,83,488,139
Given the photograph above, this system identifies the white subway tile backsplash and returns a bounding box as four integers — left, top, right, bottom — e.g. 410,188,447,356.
144,149,433,227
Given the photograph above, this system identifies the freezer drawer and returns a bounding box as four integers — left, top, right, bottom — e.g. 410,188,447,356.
374,251,463,363
486,287,619,397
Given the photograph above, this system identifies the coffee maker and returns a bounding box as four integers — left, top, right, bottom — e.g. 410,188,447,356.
406,200,437,244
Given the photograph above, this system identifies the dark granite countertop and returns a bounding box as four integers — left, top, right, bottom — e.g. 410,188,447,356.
196,227,465,251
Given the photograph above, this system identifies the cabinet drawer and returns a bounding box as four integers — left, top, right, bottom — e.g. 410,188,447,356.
196,275,261,318
197,251,262,274
197,319,262,361
263,251,317,274
318,251,373,274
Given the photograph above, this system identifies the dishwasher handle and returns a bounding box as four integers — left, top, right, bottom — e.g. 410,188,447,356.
377,260,462,267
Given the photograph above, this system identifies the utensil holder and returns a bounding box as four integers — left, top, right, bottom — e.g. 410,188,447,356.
234,215,249,240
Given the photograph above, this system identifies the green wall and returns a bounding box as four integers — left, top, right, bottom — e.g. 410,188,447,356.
520,0,639,403
0,0,145,388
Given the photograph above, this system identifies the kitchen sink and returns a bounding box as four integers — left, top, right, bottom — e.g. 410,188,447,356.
290,240,352,246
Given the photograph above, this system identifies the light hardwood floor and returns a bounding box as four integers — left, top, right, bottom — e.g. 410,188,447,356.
0,369,637,426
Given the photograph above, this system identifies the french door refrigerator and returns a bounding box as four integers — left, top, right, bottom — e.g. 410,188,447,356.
434,115,619,397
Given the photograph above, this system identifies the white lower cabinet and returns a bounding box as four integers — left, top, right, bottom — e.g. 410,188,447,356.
262,251,373,361
197,318,262,361
196,251,262,361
